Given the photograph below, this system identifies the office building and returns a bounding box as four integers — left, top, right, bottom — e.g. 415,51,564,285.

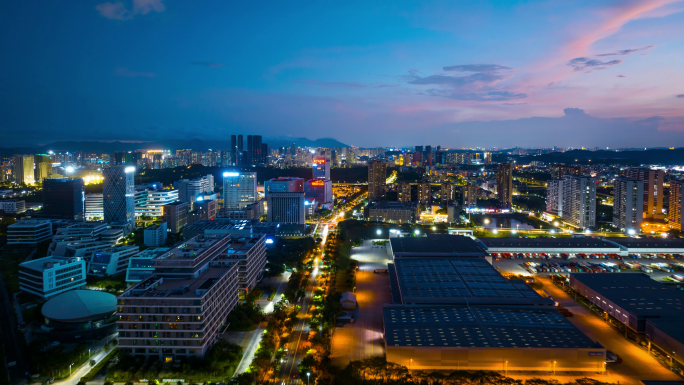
312,157,330,180
546,179,563,215
13,155,35,185
144,222,168,247
496,163,513,209
366,201,418,223
223,172,257,209
265,177,304,193
42,178,85,220
669,180,683,231
417,181,431,205
462,184,478,208
266,192,306,224
237,135,244,165
188,199,217,226
440,181,456,204
116,235,240,359
19,256,86,300
304,179,333,209
561,175,596,229
125,247,170,283
174,175,214,205
103,165,135,226
551,164,581,179
217,201,261,220
223,236,267,297
135,189,179,218
35,154,53,181
397,183,411,202
0,200,26,214
85,193,104,220
627,167,665,220
613,178,644,233
368,160,387,201
230,135,237,165
88,246,139,276
7,219,52,245
162,201,189,233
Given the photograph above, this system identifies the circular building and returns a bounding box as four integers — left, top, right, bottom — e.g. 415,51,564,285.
41,290,117,341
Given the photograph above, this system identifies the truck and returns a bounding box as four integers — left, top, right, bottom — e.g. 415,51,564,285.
640,265,653,273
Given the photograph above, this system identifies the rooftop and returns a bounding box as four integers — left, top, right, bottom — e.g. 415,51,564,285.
183,219,277,232
123,265,234,298
391,257,545,305
570,273,684,318
42,290,116,321
368,201,416,210
604,237,684,249
481,237,619,249
384,305,600,349
390,234,487,257
21,256,81,271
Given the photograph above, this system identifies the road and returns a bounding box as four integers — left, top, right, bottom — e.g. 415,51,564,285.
533,277,682,385
54,333,117,385
331,239,391,366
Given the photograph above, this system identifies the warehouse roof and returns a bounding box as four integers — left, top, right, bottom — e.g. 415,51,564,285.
383,305,600,348
390,257,547,305
604,237,684,249
570,273,684,318
390,234,486,257
481,237,618,249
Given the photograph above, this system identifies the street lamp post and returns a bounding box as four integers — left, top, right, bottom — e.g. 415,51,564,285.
553,361,556,375
307,372,310,385
505,360,508,376
69,363,74,376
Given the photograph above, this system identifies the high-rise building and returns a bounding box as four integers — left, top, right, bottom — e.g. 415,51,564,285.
85,193,104,220
312,158,330,180
34,154,53,181
103,165,135,226
223,172,257,209
482,152,493,165
304,180,333,209
561,175,597,229
368,160,387,201
237,135,244,165
261,143,269,165
418,181,431,205
265,177,304,193
441,182,456,204
42,178,85,220
613,178,643,233
551,164,581,179
398,183,411,202
116,234,240,359
546,179,563,215
462,184,478,208
246,135,253,165
223,236,267,297
627,167,664,220
230,135,237,165
253,135,262,164
267,192,306,224
162,201,189,233
174,175,214,204
496,163,513,209
12,155,35,185
669,180,683,231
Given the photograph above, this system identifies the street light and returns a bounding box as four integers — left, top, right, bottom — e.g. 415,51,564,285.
553,360,556,375
376,229,381,235
307,372,310,385
414,229,419,235
69,363,75,376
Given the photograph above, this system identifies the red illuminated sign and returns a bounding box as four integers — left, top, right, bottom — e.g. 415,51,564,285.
312,158,326,164
310,181,325,186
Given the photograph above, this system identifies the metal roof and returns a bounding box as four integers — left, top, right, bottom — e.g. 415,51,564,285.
390,234,487,257
42,290,116,322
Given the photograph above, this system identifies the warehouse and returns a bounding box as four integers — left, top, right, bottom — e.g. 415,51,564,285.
603,237,684,255
388,234,488,259
384,257,605,372
481,237,620,255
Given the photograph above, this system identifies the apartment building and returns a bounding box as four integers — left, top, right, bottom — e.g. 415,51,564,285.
88,246,140,276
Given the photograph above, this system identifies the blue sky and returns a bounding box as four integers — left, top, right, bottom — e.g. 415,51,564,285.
1,0,684,148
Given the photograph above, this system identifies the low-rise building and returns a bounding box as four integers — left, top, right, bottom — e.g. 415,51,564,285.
0,200,26,214
366,201,418,223
216,201,261,220
144,222,167,247
222,236,267,297
7,219,53,245
19,256,86,299
88,246,140,276
163,201,189,233
125,248,170,283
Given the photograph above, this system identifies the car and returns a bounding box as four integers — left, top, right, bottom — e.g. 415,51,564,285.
292,374,301,379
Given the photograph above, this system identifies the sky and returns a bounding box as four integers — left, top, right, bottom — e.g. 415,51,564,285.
1,0,684,148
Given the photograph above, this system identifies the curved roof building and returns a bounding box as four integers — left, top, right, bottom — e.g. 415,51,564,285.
42,290,116,323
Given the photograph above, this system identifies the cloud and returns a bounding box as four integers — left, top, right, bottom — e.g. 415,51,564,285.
289,79,367,88
190,62,226,68
563,108,587,117
567,57,623,72
617,74,626,78
442,64,511,73
96,0,164,20
678,94,684,98
408,72,506,87
596,45,655,56
114,67,156,77
425,90,527,102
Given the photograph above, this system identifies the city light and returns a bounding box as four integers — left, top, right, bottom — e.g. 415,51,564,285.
484,219,490,225
492,229,498,234
65,166,74,173
432,226,436,230
414,229,420,235
585,229,592,235
511,230,517,234
628,229,636,235
265,239,274,244
376,229,381,235
124,166,135,173
223,172,239,177
553,221,559,226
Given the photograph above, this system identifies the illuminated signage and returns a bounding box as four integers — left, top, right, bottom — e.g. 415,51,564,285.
312,158,326,164
223,172,239,177
125,166,135,173
310,181,325,186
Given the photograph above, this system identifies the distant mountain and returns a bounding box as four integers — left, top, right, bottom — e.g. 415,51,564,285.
517,148,684,165
0,137,349,156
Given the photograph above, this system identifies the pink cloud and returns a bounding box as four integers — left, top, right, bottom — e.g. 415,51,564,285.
114,67,156,78
96,0,164,20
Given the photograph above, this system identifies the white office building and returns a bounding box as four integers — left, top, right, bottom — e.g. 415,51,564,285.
174,175,214,205
125,247,170,283
135,189,179,218
613,177,644,233
143,222,167,247
88,245,140,276
85,193,104,220
0,200,26,214
7,219,53,245
223,172,257,209
266,192,306,224
19,256,86,299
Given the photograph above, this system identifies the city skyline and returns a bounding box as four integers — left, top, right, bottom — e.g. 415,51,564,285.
2,1,684,148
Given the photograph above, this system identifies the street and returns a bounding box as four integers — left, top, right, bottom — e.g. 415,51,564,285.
54,333,118,385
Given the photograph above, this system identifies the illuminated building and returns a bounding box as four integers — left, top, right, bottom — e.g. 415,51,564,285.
551,164,581,179
496,163,513,209
216,201,261,220
88,245,139,276
103,165,135,226
613,177,643,233
222,172,257,209
12,154,35,185
0,200,26,214
35,154,53,181
462,184,478,208
116,234,240,359
265,177,304,193
230,135,237,165
398,183,411,202
546,179,563,215
312,157,330,180
222,236,267,297
561,175,596,229
42,178,85,220
143,222,167,247
482,152,493,164
417,181,431,205
669,180,683,231
162,201,189,233
18,255,85,299
304,179,333,209
174,174,214,205
135,189,179,218
627,167,664,220
366,201,418,223
440,181,456,204
85,193,104,220
266,192,306,224
368,160,387,201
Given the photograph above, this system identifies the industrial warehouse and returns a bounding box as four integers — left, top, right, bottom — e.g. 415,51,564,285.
384,257,607,372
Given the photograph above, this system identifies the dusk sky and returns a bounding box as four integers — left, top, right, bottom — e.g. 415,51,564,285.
2,0,684,148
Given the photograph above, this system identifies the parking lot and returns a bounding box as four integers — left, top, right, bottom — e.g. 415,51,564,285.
330,239,391,366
